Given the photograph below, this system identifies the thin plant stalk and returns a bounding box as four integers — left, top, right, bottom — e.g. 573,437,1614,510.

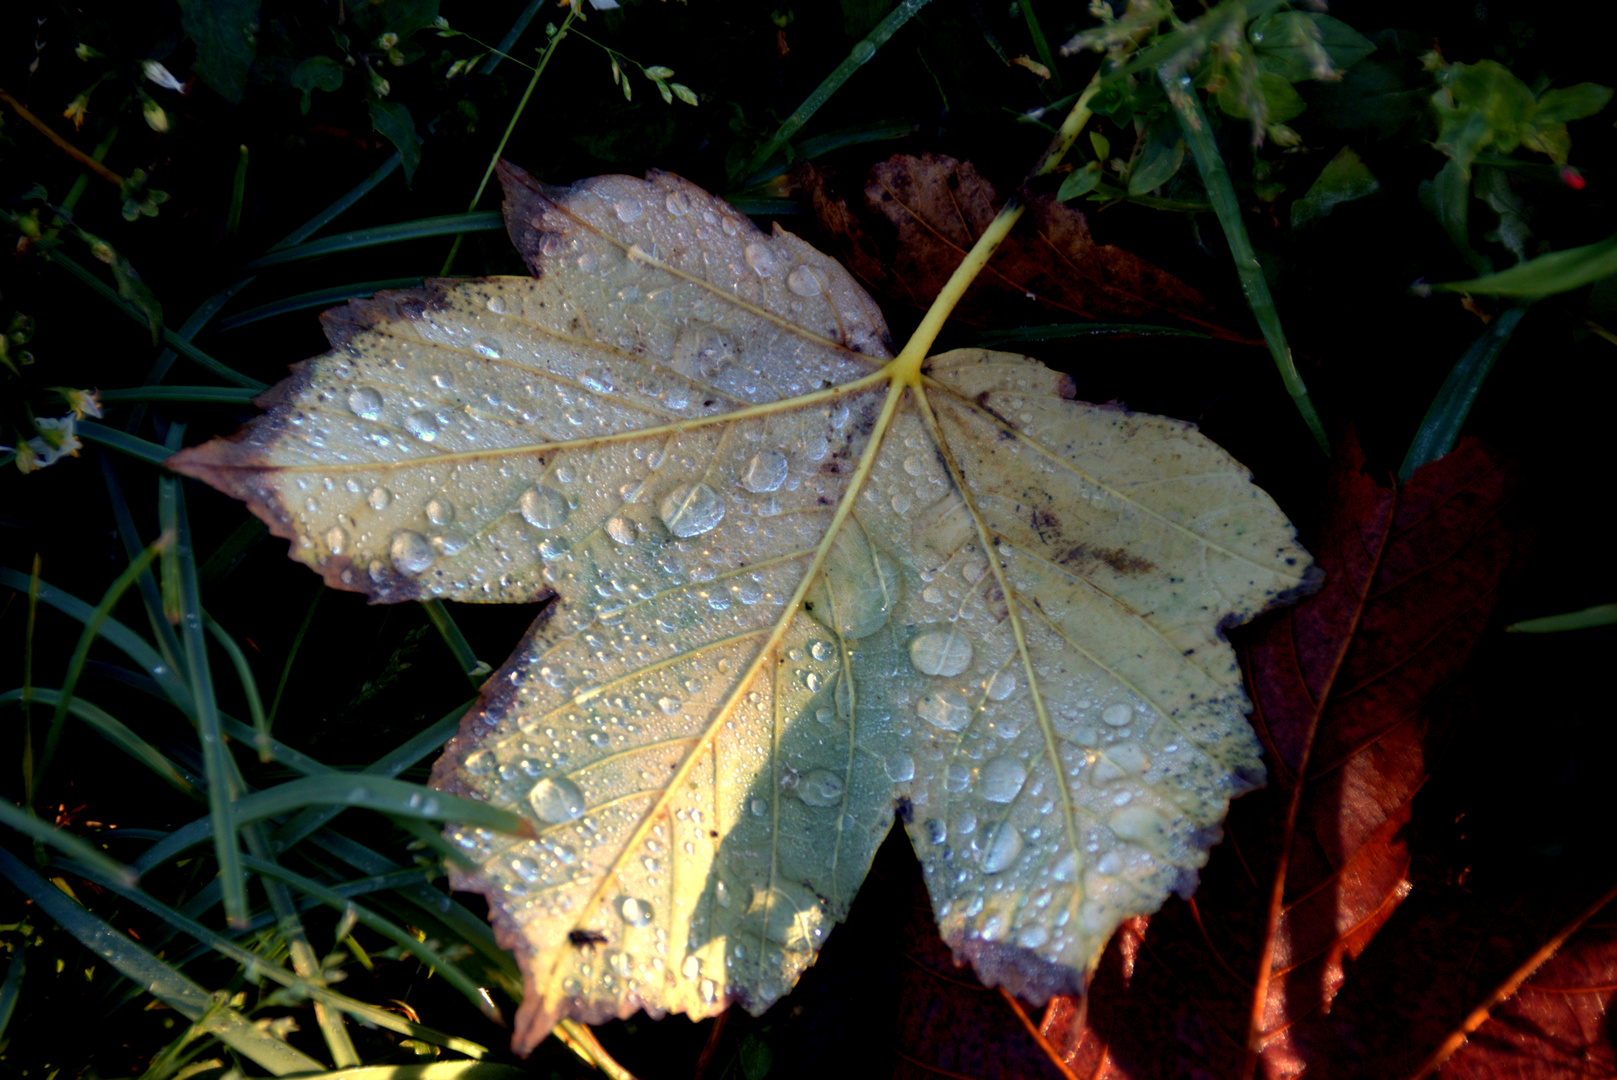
1164,75,1331,454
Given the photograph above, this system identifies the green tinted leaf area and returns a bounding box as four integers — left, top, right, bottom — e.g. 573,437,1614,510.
169,165,1314,1054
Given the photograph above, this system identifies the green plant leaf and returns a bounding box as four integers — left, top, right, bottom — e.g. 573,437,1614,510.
1250,12,1374,82
1128,116,1185,195
1056,161,1103,201
1432,233,1617,299
177,0,262,104
1290,146,1380,228
1530,81,1614,123
292,56,344,114
168,162,1315,1055
369,101,424,184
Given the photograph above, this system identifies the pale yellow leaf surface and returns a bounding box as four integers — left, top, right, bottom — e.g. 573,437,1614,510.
169,163,1316,1054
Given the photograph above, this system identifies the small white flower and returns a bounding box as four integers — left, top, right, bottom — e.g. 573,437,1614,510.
142,61,187,92
21,415,82,472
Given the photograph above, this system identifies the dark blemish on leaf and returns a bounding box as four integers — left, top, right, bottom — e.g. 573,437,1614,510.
1060,543,1155,576
895,796,913,823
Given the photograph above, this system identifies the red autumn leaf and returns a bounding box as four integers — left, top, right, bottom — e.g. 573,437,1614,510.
1022,435,1533,1077
800,152,1226,332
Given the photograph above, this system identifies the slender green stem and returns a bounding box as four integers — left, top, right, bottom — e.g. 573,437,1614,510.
268,586,322,728
203,613,271,761
1020,0,1063,90
227,144,249,240
441,6,581,275
1166,78,1330,454
420,598,485,686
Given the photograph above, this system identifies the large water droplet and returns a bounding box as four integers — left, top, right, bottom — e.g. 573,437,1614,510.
743,242,776,276
981,757,1027,803
404,411,440,442
325,525,348,556
617,896,654,927
786,265,822,297
368,485,393,511
809,640,835,663
614,198,643,223
426,497,455,526
1102,703,1133,727
347,387,383,421
606,515,638,546
909,629,974,677
1109,805,1169,850
739,449,788,493
472,338,502,360
986,669,1017,701
916,689,971,731
528,776,586,823
797,769,845,807
886,752,915,783
390,531,434,575
981,823,1024,874
660,483,725,538
665,190,691,216
519,486,569,529
486,294,507,314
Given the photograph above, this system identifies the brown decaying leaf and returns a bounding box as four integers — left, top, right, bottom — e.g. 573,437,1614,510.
1034,435,1532,1078
801,152,1220,331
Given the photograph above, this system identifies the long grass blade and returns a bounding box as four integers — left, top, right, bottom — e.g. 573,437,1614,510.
34,536,168,794
0,568,193,708
268,586,322,728
1399,305,1526,479
203,613,271,761
242,855,504,1023
0,689,200,798
1166,78,1330,454
56,861,493,1060
77,421,176,467
1505,603,1617,633
99,386,260,404
101,456,188,681
240,213,503,273
0,848,324,1075
744,0,934,179
420,599,486,687
171,476,249,928
214,278,425,331
39,246,265,389
0,944,23,1046
0,801,136,885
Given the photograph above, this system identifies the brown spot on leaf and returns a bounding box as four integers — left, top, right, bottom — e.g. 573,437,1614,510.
1060,543,1157,576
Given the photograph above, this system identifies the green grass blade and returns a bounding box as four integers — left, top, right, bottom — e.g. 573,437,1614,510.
275,155,404,252
0,689,201,798
271,701,472,851
198,516,269,585
0,801,136,886
1398,305,1526,480
214,278,425,331
744,0,934,179
420,599,486,687
0,848,324,1075
58,862,493,1060
1019,0,1062,90
227,144,249,240
1506,603,1617,633
34,536,168,794
40,246,265,389
77,420,177,467
0,568,193,709
242,855,504,1023
203,613,270,761
240,213,504,272
1431,233,1617,299
1166,78,1330,454
133,776,534,875
99,386,261,404
101,455,188,681
268,586,322,728
0,944,23,1046
172,482,249,928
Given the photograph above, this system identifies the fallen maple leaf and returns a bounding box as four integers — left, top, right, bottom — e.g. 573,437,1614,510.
167,161,1315,1055
1034,434,1534,1078
801,152,1222,332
